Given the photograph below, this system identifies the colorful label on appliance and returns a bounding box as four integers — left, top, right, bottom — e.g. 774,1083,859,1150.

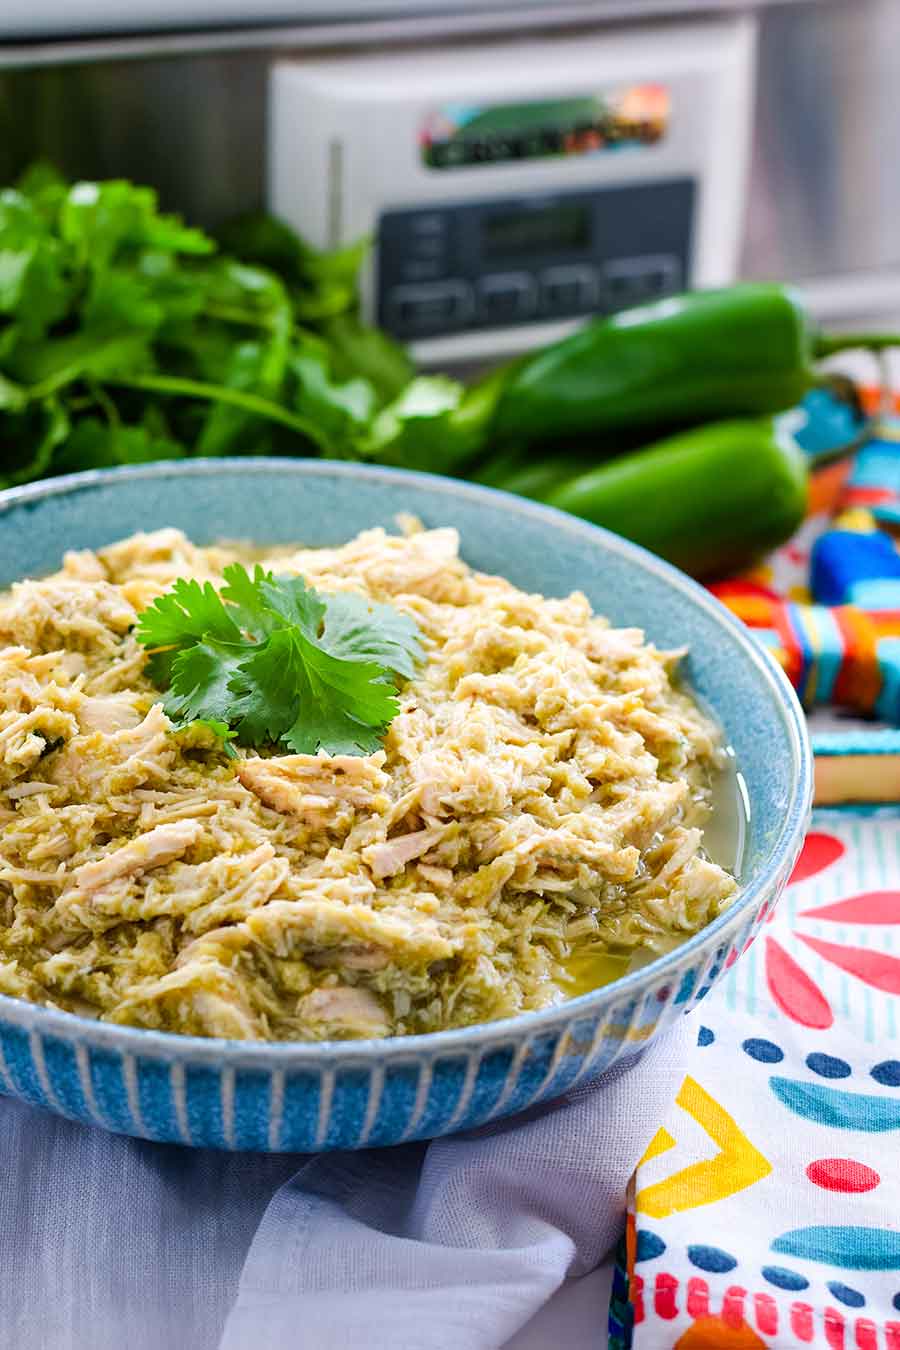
419,87,670,170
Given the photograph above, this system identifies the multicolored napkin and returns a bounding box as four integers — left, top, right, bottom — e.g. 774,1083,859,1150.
611,807,900,1349
712,414,900,721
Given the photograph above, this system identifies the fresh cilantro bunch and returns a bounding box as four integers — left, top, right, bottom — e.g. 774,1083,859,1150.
0,164,414,485
136,565,423,756
0,163,501,488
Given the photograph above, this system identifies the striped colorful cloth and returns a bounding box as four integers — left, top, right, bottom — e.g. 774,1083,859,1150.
712,417,900,720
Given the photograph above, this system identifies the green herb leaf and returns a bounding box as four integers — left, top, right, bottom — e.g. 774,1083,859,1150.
320,592,422,681
227,628,308,746
0,370,27,412
279,639,399,756
8,329,153,397
136,577,242,650
0,189,72,338
361,369,506,474
51,418,185,474
163,638,247,723
317,313,413,404
215,212,369,320
256,572,326,636
287,339,376,455
362,375,469,471
0,397,69,488
83,267,166,335
60,180,213,268
219,562,278,638
136,564,423,756
195,340,288,456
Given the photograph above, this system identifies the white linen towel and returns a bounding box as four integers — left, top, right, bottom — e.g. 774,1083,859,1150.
0,1017,691,1350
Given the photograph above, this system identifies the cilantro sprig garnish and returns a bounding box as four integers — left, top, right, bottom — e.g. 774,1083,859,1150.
135,564,423,756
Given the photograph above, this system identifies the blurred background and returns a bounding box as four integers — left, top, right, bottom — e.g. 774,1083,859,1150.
2,0,899,368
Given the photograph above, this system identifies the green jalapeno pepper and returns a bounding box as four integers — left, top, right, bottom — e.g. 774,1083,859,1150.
478,418,810,579
487,284,891,449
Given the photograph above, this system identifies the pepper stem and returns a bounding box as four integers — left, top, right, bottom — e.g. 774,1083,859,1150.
814,333,900,358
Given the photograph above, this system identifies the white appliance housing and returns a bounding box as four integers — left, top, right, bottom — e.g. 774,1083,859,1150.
269,17,756,364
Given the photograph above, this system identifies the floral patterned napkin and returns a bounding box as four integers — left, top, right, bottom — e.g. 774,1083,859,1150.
611,808,900,1349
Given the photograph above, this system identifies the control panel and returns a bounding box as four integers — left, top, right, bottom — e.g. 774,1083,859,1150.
269,17,755,363
377,180,693,340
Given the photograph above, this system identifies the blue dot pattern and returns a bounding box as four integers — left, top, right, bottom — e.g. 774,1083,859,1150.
635,1230,666,1262
827,1281,865,1308
872,1060,900,1087
894,1292,900,1312
687,1244,737,1274
762,1266,810,1292
742,1038,784,1064
806,1052,852,1079
697,1026,715,1047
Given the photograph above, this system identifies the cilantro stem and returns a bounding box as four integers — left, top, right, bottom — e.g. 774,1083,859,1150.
89,379,122,432
204,302,277,329
105,373,332,451
26,341,126,401
203,302,332,345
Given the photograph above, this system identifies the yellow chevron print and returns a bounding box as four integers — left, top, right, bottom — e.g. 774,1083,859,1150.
639,1125,676,1164
636,1076,772,1219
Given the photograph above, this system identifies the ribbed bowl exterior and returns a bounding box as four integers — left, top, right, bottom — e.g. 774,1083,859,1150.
0,460,812,1151
0,838,802,1151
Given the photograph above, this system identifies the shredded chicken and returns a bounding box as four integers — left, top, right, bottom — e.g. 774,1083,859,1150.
69,821,205,896
0,525,738,1041
236,754,390,825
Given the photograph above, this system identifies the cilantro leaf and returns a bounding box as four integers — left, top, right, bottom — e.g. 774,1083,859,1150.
359,369,505,474
320,592,422,681
317,313,413,404
225,626,397,754
281,638,399,756
257,573,326,636
60,180,213,269
0,371,26,413
215,212,370,320
0,189,73,338
219,562,278,638
51,417,185,475
136,577,242,650
0,397,69,488
288,341,376,454
227,628,308,746
83,266,166,335
163,639,247,724
135,565,423,756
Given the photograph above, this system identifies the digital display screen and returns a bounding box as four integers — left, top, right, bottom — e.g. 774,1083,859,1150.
482,204,590,259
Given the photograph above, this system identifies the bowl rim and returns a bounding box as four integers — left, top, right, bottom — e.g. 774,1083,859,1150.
0,457,813,1064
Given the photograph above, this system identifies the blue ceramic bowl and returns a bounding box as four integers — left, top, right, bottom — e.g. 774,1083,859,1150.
0,460,812,1151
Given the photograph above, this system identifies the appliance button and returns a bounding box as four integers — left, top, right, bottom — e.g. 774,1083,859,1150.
410,213,445,235
540,265,599,315
601,254,682,307
642,256,682,296
400,259,443,282
387,281,473,332
409,234,446,259
477,272,537,323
